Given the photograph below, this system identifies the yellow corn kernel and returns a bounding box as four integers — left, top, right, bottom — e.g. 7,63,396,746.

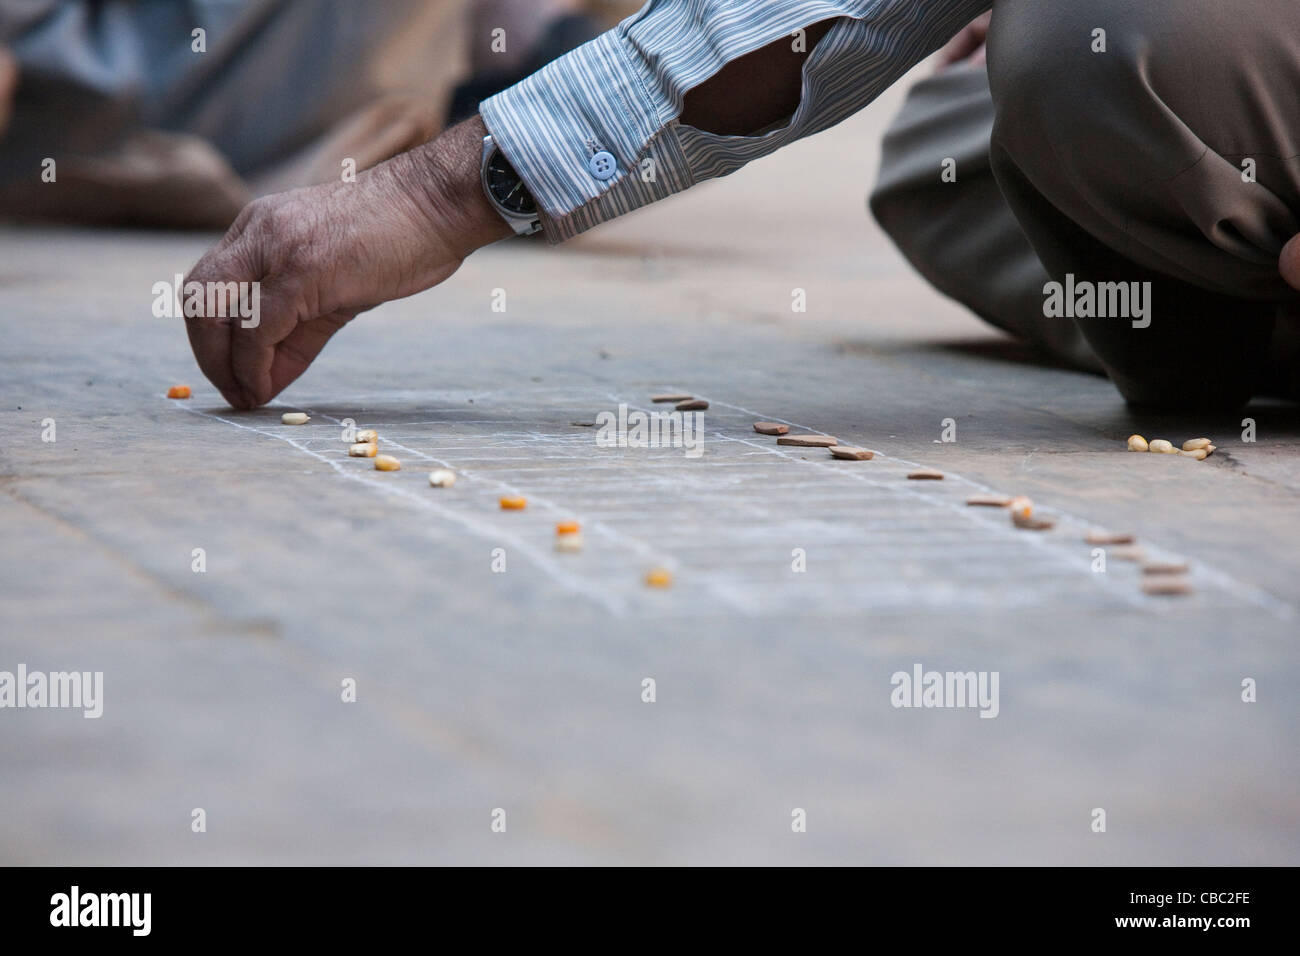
348,442,378,458
499,495,527,510
645,568,673,588
167,385,191,399
374,454,401,471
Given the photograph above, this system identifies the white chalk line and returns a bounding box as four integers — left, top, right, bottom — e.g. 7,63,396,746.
698,395,1294,618
608,392,1113,613
171,386,1292,620
298,406,759,616
168,400,630,616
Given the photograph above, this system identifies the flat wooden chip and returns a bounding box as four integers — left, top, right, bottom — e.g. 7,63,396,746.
1142,560,1190,575
753,422,790,436
1085,530,1135,545
1110,546,1146,562
778,434,838,447
1142,577,1192,595
907,468,944,480
966,493,1012,507
675,399,708,411
651,393,692,403
828,445,874,460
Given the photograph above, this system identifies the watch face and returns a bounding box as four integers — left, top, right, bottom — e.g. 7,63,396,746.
486,149,537,216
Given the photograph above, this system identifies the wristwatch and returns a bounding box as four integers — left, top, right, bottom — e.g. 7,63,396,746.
481,134,542,236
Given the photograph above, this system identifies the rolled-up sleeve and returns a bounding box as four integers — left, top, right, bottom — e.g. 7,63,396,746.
479,0,991,242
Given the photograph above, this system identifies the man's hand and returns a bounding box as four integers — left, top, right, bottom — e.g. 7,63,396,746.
184,116,510,409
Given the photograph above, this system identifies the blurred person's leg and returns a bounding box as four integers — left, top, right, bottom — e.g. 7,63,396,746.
870,60,1101,373
0,0,469,226
987,0,1300,407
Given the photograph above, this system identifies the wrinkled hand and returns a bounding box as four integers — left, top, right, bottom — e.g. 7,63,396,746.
184,116,508,409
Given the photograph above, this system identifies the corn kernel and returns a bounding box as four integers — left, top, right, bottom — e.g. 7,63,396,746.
1008,495,1049,528
1182,437,1211,451
374,454,401,471
499,495,527,510
555,533,584,553
167,385,191,399
1148,439,1176,453
645,568,673,588
354,429,378,444
282,412,309,425
348,442,377,458
555,521,581,535
1180,448,1208,460
1126,434,1148,452
428,469,456,487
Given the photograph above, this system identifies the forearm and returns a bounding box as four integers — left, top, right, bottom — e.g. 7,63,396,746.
481,0,993,241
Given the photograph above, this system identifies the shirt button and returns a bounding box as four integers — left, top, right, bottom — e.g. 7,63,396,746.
588,151,617,180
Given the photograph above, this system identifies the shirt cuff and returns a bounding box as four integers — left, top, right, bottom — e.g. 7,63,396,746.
480,29,693,243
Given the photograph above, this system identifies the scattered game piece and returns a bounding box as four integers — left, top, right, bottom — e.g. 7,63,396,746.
966,493,1012,507
652,394,692,403
1110,545,1146,562
907,468,944,480
1143,560,1190,575
778,434,838,448
1085,530,1135,545
828,445,873,460
281,412,309,425
1182,438,1211,451
499,495,527,510
555,533,584,553
570,422,595,427
348,442,378,458
675,399,708,411
555,521,580,535
1142,577,1192,596
354,429,378,444
1148,439,1176,454
1008,496,1033,520
1180,448,1208,460
1017,518,1056,531
428,469,456,487
753,422,789,436
1205,444,1217,456
374,455,401,471
167,385,191,399
1127,434,1149,452
645,568,673,588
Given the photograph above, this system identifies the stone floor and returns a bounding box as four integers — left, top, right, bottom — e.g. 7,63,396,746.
2,77,1297,864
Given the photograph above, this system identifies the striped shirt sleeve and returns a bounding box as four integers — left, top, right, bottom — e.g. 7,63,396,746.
479,0,992,242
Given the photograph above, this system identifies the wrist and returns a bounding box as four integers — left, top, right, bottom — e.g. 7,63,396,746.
403,115,513,260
